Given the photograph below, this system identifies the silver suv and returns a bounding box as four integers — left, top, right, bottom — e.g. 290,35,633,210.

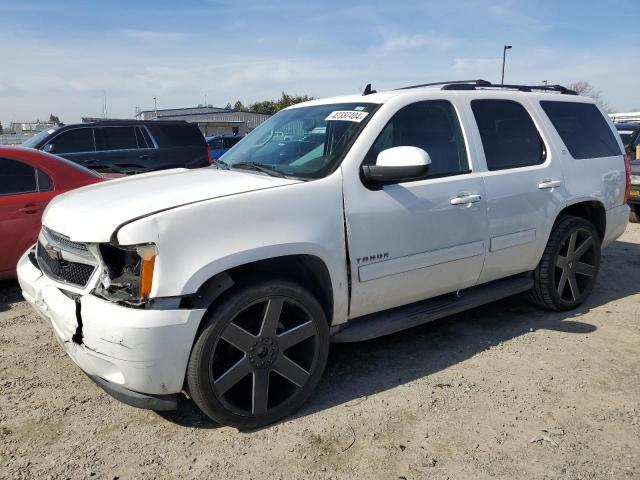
18,80,631,429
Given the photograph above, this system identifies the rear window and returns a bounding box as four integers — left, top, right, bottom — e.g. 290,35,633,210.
147,124,205,148
540,101,622,159
223,137,242,149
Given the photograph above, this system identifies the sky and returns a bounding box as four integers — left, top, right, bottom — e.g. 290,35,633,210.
0,0,639,126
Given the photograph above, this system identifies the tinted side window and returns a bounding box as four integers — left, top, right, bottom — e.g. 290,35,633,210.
51,128,95,154
366,100,469,177
148,124,205,147
223,137,241,149
101,127,138,150
471,100,544,171
135,127,151,148
541,101,622,159
0,158,37,195
37,169,52,191
212,138,224,149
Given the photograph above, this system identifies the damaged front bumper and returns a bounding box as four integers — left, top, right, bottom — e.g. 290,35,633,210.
17,248,206,410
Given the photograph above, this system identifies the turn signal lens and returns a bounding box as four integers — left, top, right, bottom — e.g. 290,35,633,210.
137,246,157,300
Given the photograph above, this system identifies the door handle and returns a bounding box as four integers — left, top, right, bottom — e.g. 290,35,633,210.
450,194,482,205
19,204,40,214
538,179,562,189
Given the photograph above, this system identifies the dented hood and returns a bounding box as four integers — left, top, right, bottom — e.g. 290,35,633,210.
43,167,300,242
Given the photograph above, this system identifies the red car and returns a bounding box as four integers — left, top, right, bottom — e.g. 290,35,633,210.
0,147,105,279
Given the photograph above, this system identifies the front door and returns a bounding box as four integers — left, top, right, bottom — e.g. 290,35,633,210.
343,100,488,318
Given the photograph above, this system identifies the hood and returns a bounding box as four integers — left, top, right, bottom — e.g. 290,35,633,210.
43,167,300,242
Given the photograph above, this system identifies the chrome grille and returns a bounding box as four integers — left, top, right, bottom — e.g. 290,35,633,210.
42,226,89,253
36,241,95,287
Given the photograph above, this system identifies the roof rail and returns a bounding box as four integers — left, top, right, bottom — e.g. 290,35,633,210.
395,79,491,90
395,79,577,95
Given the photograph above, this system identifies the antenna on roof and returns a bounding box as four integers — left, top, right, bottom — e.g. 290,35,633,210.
363,84,376,96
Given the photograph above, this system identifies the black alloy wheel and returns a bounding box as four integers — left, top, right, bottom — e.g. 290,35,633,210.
554,227,598,303
187,278,329,429
530,215,601,311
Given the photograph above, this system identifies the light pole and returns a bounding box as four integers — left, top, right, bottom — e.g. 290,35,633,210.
153,97,158,120
501,45,512,86
542,80,548,87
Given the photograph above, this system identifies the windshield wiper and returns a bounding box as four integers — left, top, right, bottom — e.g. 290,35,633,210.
211,158,230,170
231,161,286,178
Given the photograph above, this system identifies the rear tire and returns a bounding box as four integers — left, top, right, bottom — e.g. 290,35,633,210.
186,278,329,430
529,216,601,311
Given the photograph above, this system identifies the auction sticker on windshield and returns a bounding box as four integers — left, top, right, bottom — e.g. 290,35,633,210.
326,111,369,122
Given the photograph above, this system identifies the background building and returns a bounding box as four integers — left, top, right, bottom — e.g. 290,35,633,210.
135,106,270,136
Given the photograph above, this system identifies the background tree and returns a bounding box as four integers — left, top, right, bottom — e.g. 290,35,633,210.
233,100,246,111
566,81,610,112
249,92,315,115
48,114,61,124
224,102,233,109
0,121,3,134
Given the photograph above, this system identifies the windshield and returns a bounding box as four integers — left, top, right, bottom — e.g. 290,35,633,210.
22,127,60,148
220,102,377,178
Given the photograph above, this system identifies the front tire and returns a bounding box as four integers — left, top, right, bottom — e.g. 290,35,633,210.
186,278,329,429
529,216,601,311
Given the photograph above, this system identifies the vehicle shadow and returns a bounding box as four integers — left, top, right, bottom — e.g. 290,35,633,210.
0,280,22,313
160,239,639,430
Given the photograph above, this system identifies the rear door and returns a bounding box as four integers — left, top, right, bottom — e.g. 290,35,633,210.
469,98,567,284
94,126,157,172
0,158,52,276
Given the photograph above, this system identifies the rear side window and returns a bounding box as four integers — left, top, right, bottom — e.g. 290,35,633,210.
148,124,205,147
541,101,621,159
37,169,52,191
471,100,544,171
51,128,95,154
366,100,469,178
223,137,241,149
100,127,138,150
0,158,37,195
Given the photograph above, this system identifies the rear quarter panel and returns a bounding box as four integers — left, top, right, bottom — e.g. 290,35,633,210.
531,99,626,211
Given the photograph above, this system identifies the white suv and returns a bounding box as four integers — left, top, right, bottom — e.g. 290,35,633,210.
18,80,631,429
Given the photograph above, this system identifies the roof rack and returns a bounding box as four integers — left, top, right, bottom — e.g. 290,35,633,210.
395,79,492,90
396,79,577,95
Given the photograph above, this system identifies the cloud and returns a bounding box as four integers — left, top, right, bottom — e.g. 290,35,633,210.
120,29,194,42
376,33,457,53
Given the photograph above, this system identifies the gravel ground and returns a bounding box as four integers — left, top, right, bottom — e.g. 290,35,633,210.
1,224,639,480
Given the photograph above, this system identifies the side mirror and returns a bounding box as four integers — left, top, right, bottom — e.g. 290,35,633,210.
43,143,55,153
362,146,431,185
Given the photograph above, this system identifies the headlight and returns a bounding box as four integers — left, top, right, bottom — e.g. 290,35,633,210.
631,174,640,186
95,243,157,305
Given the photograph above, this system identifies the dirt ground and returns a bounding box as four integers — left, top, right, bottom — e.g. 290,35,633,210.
1,224,639,480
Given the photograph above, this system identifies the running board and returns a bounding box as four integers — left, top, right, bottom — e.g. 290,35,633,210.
331,274,533,343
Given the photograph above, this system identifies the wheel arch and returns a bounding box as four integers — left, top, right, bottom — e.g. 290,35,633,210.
555,199,606,243
181,253,335,328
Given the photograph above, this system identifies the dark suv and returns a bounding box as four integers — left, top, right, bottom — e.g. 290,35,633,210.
22,120,209,174
615,122,640,159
